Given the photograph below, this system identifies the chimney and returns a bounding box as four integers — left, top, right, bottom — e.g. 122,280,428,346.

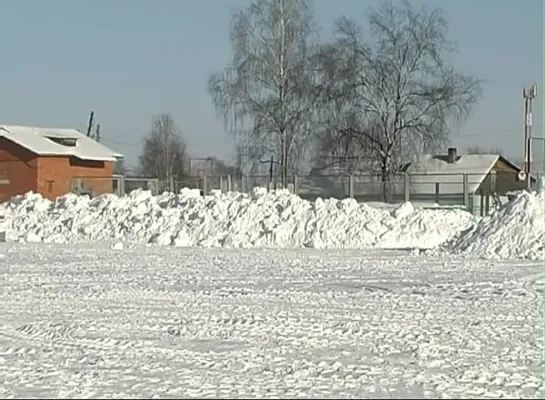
447,147,457,164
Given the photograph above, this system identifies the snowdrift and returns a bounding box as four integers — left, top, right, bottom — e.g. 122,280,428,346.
0,188,475,250
447,190,544,260
2,187,542,260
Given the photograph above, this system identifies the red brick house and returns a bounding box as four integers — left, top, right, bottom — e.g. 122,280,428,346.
0,124,123,202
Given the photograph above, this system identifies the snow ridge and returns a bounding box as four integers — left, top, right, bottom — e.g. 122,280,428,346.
3,188,543,260
0,188,475,250
447,190,544,260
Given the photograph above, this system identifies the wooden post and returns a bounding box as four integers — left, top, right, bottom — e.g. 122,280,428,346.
348,175,354,198
202,175,208,196
435,182,440,204
121,175,126,197
404,173,410,202
463,174,469,208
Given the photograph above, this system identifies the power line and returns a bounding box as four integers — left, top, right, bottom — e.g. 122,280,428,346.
99,130,544,150
455,130,528,137
101,138,140,147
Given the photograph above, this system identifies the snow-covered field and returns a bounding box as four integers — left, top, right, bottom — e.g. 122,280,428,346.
0,243,542,399
0,188,543,397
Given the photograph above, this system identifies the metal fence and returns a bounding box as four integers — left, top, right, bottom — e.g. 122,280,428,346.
70,175,160,197
70,171,543,216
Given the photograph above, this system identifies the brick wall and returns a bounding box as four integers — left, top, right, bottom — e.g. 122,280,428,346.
0,137,38,202
0,137,115,201
37,157,115,200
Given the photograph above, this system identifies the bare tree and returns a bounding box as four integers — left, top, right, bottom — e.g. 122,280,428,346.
316,0,482,200
314,128,370,173
139,113,188,183
210,157,244,178
208,0,320,187
466,146,503,155
113,158,128,175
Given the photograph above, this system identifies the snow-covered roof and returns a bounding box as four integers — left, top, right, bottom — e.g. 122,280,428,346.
0,124,123,162
406,154,514,194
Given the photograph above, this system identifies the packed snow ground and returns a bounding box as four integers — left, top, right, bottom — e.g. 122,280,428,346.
0,243,542,398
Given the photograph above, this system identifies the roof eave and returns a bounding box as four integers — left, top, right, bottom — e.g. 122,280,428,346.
75,156,119,162
36,152,119,162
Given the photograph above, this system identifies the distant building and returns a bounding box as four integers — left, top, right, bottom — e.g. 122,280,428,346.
404,148,535,196
403,148,536,214
302,147,536,212
0,124,122,201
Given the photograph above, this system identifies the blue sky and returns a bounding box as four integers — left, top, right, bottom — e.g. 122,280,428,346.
0,0,542,168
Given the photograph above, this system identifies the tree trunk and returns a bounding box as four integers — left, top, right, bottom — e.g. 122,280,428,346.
381,163,391,203
283,141,288,188
279,134,288,188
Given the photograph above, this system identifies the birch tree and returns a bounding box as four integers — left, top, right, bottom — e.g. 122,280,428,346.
139,113,188,183
208,0,320,186
316,0,482,200
466,146,504,155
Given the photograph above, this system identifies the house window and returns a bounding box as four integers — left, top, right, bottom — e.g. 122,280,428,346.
69,158,105,168
45,137,78,147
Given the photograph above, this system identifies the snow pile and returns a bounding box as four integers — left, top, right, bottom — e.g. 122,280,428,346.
0,188,476,250
448,190,544,260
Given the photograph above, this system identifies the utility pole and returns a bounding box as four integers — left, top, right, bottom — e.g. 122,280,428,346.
95,124,101,143
523,84,538,190
86,111,95,137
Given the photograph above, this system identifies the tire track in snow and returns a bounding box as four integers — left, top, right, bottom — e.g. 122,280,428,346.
0,243,542,398
0,321,135,357
519,271,543,307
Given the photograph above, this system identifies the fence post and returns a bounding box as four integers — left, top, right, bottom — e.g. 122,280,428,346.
202,175,208,195
348,175,354,198
227,175,232,192
463,174,469,208
435,182,440,204
404,173,410,202
293,175,298,195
